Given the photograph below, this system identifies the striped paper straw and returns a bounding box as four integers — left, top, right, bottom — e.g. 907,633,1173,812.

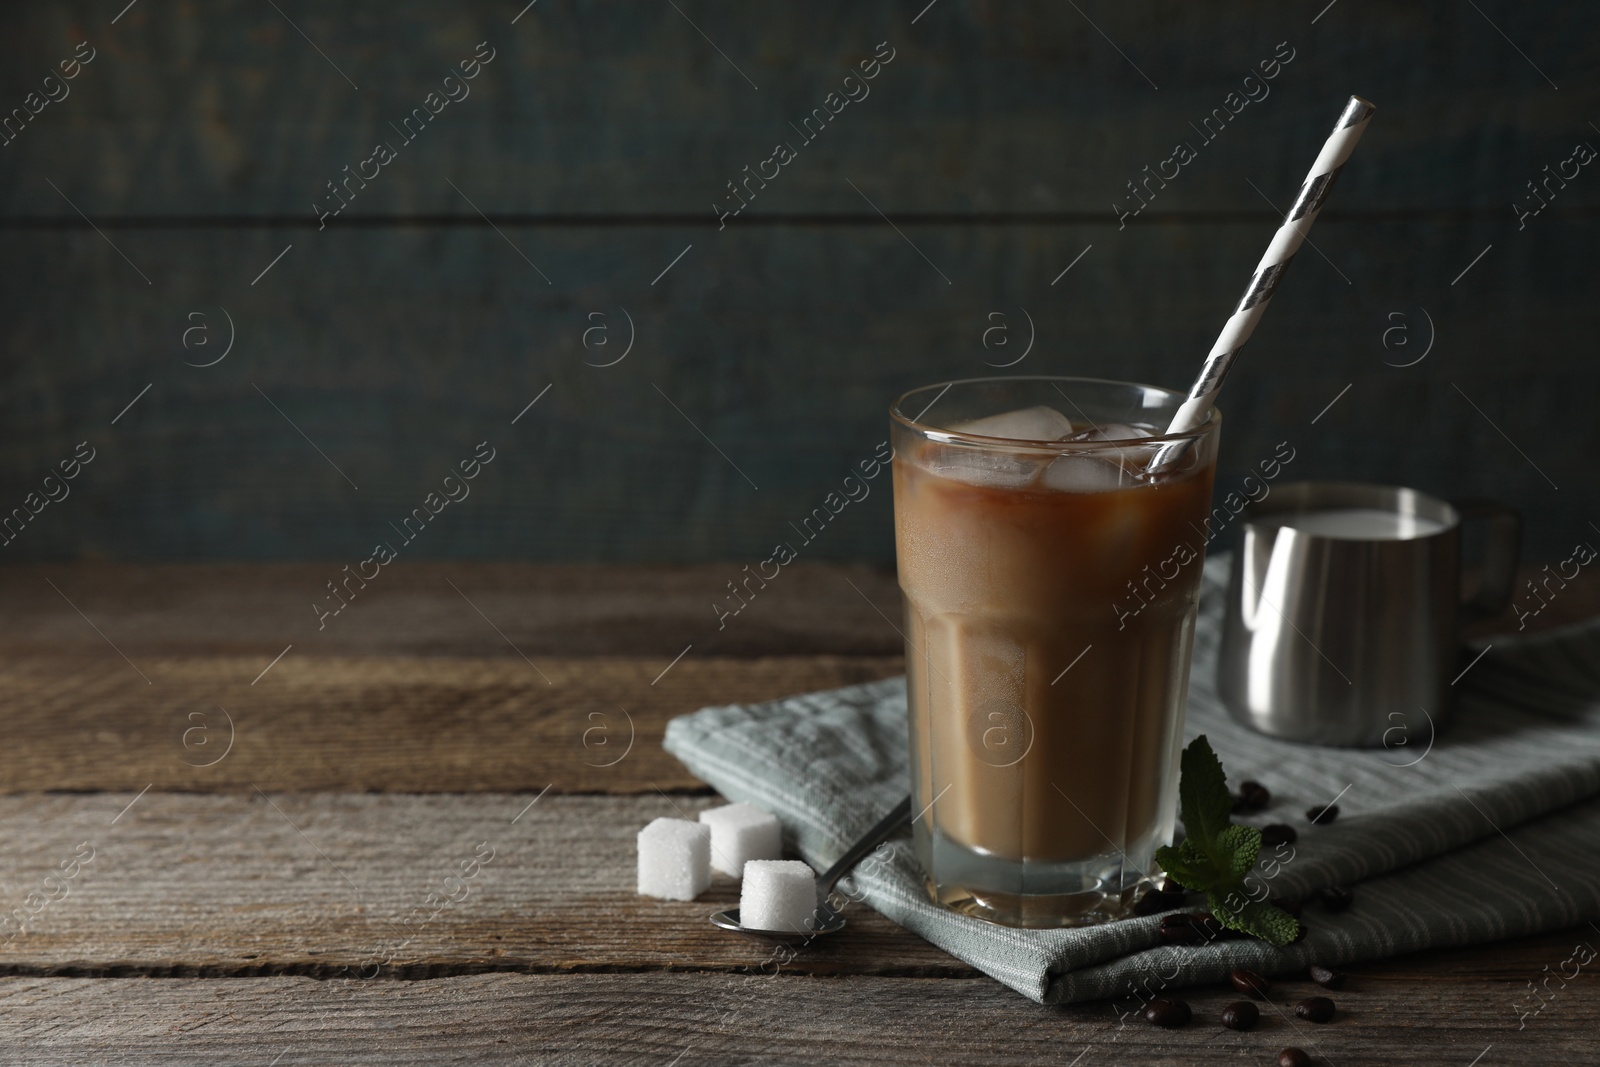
1149,95,1376,471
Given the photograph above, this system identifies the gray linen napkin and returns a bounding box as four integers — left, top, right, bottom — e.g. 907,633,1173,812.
663,557,1600,1005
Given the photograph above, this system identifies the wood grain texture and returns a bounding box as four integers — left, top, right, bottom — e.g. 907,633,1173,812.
0,562,905,658
1,966,1596,1066
0,654,901,793
2,2,1598,565
0,562,1588,795
0,559,1593,1057
0,789,1590,994
3,1,1597,216
2,217,1596,563
0,792,964,977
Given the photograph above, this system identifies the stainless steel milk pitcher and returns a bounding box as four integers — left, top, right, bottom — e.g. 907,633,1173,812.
1217,481,1521,746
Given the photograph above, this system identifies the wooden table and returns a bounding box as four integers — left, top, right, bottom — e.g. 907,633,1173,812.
1,562,1594,1064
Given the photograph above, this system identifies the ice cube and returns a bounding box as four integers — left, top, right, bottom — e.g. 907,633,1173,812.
739,859,819,933
698,802,783,879
1063,422,1154,442
952,405,1074,442
1040,454,1139,493
928,447,1043,489
637,817,711,901
1053,422,1162,484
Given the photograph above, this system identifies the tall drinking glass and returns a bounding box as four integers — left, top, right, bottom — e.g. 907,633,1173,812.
890,377,1221,927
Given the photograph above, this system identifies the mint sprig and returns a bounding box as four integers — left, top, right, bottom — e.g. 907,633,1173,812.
1153,735,1299,946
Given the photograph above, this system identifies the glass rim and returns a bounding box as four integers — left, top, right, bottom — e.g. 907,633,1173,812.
889,375,1221,452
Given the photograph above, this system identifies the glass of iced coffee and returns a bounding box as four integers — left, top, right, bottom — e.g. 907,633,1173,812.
891,377,1220,927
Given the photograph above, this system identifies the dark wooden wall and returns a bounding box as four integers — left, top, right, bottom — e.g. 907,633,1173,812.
1,1,1596,563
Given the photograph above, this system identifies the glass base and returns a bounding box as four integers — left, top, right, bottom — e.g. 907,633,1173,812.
915,821,1162,928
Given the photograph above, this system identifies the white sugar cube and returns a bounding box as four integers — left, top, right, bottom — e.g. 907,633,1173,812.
698,802,783,878
739,859,818,933
636,817,711,901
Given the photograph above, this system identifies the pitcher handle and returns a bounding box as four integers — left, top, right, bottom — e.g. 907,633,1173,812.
1452,497,1522,624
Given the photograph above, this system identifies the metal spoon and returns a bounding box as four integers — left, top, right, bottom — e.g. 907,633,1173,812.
710,795,912,945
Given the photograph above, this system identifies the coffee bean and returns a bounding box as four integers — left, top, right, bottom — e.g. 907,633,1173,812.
1278,1049,1311,1067
1162,911,1242,942
1133,893,1166,916
1162,911,1243,938
1193,913,1247,941
1220,1000,1259,1031
1134,886,1188,915
1295,995,1336,1023
1238,780,1272,810
1142,997,1191,1027
1309,963,1347,989
1260,823,1298,847
1229,967,1270,999
1317,886,1354,912
1306,803,1340,824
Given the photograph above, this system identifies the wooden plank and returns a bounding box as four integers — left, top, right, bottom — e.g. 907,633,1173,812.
2,966,1595,1065
0,559,1589,795
0,562,905,658
2,219,1595,564
0,559,1587,661
3,2,1594,215
0,654,902,793
0,793,965,977
0,790,1590,991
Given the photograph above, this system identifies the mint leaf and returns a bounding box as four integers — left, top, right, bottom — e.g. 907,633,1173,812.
1175,837,1219,883
1176,735,1233,856
1216,824,1263,879
1154,737,1300,947
1152,844,1207,889
1209,895,1301,947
